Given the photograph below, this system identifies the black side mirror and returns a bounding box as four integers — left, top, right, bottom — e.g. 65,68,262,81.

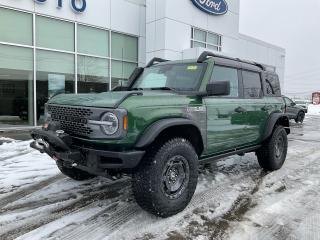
206,81,230,96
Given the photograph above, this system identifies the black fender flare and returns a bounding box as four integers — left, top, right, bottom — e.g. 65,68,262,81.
262,113,290,142
135,118,202,149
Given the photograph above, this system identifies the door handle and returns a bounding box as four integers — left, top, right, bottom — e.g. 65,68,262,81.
234,106,247,113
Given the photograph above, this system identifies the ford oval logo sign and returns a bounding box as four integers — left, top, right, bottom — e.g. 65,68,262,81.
191,0,228,16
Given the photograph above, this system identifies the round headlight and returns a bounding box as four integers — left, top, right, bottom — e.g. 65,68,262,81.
101,112,119,135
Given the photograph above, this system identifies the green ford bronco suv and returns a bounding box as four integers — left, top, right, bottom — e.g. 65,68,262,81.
31,51,290,217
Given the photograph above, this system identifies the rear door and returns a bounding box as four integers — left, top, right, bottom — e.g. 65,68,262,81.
205,63,249,154
238,69,270,145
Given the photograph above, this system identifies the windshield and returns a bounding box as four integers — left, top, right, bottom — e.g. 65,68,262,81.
131,63,206,91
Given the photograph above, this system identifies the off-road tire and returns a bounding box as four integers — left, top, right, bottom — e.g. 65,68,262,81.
256,125,288,171
295,111,305,123
56,160,96,181
132,138,198,218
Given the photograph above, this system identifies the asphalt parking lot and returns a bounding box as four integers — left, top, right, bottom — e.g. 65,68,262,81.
1,115,320,240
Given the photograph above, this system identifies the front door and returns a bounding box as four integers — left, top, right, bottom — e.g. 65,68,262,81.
205,65,248,155
284,97,297,118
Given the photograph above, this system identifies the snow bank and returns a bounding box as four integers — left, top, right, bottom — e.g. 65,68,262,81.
0,137,15,144
0,140,59,195
308,104,320,115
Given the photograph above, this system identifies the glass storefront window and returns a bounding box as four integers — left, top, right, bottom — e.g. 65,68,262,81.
36,50,75,124
111,32,138,62
36,16,74,52
0,6,139,128
207,32,220,45
191,27,222,52
194,29,206,42
111,61,137,88
78,55,109,93
77,25,109,57
207,45,219,51
0,8,33,46
0,45,34,126
193,41,206,48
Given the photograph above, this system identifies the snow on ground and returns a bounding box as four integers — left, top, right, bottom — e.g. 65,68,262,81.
0,140,59,197
1,116,320,240
0,137,15,144
308,104,320,115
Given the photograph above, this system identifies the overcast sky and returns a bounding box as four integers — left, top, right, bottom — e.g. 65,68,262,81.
239,0,320,97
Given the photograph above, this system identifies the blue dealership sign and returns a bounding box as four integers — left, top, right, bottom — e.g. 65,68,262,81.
190,0,228,15
34,0,87,13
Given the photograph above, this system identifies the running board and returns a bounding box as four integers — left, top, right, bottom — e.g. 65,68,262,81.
199,145,261,164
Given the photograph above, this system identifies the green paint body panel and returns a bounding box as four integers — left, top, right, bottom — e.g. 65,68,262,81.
49,91,132,108
47,58,285,157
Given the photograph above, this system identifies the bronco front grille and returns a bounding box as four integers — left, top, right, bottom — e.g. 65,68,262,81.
48,105,93,137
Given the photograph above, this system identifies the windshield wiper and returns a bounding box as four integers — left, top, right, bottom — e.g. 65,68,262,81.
131,87,144,91
150,87,176,92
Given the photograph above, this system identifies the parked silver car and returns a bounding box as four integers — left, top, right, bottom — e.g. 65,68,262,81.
283,96,307,123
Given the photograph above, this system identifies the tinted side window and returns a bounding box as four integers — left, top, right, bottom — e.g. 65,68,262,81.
265,74,281,96
211,66,239,97
242,70,262,98
265,80,274,95
284,97,293,105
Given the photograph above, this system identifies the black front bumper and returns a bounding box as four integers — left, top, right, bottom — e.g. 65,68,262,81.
30,129,145,174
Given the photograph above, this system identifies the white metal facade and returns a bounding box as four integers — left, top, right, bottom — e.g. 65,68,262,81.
0,0,285,80
0,0,285,129
146,0,285,86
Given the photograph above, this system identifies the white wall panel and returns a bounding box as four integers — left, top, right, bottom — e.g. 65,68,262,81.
146,21,156,52
207,12,239,38
164,0,208,29
162,49,182,60
0,0,34,12
34,0,76,21
154,19,166,50
110,0,141,36
76,0,110,28
155,0,166,21
138,36,146,65
146,0,155,23
219,36,239,56
139,4,146,37
164,19,190,52
147,49,182,61
0,0,285,86
227,0,240,14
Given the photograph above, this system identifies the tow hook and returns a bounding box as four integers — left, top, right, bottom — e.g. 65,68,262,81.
34,138,50,153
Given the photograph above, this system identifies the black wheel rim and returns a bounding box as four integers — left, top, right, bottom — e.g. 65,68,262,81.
161,155,190,200
275,135,285,159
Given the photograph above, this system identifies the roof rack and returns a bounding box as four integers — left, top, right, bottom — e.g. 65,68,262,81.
146,57,168,68
197,51,266,71
235,58,266,71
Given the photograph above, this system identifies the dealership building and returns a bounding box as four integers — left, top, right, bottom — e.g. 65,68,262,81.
0,0,285,129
